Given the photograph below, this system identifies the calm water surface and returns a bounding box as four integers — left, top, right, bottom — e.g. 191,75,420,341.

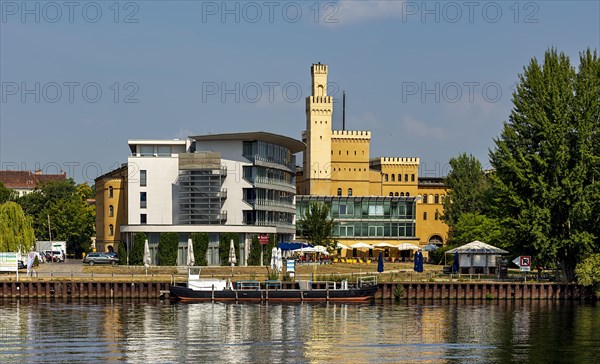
0,299,598,363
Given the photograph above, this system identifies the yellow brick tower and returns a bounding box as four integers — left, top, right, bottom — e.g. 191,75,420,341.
302,63,333,195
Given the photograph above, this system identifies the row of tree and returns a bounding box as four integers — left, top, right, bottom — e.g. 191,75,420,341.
0,179,95,257
443,49,600,284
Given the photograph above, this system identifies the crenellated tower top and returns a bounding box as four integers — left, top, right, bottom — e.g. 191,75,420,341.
311,63,328,97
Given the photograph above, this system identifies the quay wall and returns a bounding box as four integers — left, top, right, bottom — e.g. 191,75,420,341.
0,281,591,300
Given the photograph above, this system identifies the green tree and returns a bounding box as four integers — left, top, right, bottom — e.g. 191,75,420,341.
117,242,127,265
297,202,336,251
191,232,209,266
0,182,16,204
17,179,95,258
450,213,503,247
157,232,179,266
489,48,600,280
442,153,489,227
129,232,147,265
575,254,600,298
247,234,277,266
0,201,36,252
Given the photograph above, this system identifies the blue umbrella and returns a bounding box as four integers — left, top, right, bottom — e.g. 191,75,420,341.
452,251,460,273
414,251,424,273
377,251,384,273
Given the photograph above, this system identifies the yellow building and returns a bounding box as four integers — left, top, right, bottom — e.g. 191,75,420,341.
94,165,128,253
296,63,448,249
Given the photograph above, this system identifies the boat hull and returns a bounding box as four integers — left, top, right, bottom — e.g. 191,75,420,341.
170,284,378,302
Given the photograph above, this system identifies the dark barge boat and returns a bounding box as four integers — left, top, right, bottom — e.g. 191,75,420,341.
170,271,378,302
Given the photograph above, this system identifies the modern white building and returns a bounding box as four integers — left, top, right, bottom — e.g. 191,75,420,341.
119,132,305,265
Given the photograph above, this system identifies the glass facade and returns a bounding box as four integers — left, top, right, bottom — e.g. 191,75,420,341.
296,196,416,239
243,141,296,170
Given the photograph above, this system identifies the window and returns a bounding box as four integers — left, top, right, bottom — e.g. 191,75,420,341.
109,205,114,217
423,194,428,203
140,145,153,156
423,212,427,220
391,174,395,182
108,186,113,198
109,224,114,236
404,174,409,182
435,211,439,220
157,145,172,156
406,192,410,197
389,192,393,196
394,192,399,196
339,225,354,237
435,194,439,204
348,188,353,196
337,188,342,196
368,225,384,237
140,170,147,186
397,174,401,182
411,174,415,182
368,205,383,216
140,192,147,208
140,214,147,224
400,192,405,197
384,174,388,182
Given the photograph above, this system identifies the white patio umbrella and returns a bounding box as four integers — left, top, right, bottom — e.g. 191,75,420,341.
313,245,330,255
143,239,151,268
187,238,195,266
373,242,395,248
228,239,237,267
445,240,508,254
276,248,283,271
336,242,350,250
350,242,373,249
396,242,420,251
270,247,278,270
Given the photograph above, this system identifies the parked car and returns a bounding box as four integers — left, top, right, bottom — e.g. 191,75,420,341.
83,252,119,265
43,250,65,262
18,260,26,269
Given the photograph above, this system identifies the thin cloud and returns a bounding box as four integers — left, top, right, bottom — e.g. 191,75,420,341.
328,0,406,26
401,115,445,140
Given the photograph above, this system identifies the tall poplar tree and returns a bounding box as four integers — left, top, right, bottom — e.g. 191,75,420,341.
489,49,600,280
0,201,36,252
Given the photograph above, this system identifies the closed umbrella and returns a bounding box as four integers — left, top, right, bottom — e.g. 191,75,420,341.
377,251,384,273
270,247,277,270
277,248,283,272
143,239,151,268
187,238,195,266
414,251,424,273
452,251,459,273
228,239,237,267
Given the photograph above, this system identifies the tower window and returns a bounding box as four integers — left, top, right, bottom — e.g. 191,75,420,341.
109,205,114,217
348,188,353,196
423,194,428,203
384,174,389,182
109,224,114,236
404,174,409,182
400,192,404,197
394,192,399,196
435,211,439,220
423,212,427,220
337,188,342,196
108,186,113,198
406,192,410,197
389,192,393,196
411,174,415,182
435,194,440,204
391,174,395,182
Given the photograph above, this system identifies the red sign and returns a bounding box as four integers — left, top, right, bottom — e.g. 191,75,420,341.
258,234,269,245
520,256,531,267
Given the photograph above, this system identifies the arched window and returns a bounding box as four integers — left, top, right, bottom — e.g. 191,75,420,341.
391,174,395,182
389,192,393,196
404,174,408,182
400,192,405,197
348,188,353,196
411,174,415,182
109,205,114,217
423,194,428,203
394,192,399,196
398,174,401,182
384,174,389,182
406,192,410,197
435,194,440,204
337,188,342,196
109,224,114,236
108,186,113,198
434,211,439,220
423,212,427,220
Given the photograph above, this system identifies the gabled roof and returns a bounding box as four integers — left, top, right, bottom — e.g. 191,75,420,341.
0,171,67,189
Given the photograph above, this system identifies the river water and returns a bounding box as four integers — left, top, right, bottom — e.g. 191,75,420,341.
0,299,598,363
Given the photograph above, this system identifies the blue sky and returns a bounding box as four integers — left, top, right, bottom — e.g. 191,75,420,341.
1,0,599,183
